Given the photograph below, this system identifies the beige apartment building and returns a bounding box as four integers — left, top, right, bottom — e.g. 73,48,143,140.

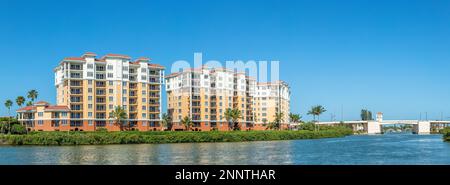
18,52,165,131
165,66,291,131
166,67,257,131
253,81,291,129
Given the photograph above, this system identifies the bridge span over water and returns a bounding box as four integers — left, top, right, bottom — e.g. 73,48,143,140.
317,115,450,134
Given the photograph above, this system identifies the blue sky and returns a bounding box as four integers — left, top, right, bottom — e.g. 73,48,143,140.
1,0,450,121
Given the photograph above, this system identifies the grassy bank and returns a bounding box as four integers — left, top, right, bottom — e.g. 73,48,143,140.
443,128,450,142
0,127,352,146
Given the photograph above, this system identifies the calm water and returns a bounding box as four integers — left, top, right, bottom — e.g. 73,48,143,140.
1,134,450,165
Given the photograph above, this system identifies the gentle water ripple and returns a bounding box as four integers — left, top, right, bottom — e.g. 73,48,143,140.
1,134,450,165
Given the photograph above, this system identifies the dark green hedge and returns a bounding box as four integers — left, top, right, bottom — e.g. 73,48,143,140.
443,128,450,142
0,127,353,146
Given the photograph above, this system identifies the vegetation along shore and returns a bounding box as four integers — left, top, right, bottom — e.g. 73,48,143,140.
0,124,352,146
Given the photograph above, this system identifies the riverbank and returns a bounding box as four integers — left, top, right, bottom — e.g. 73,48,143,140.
0,127,352,145
443,128,450,142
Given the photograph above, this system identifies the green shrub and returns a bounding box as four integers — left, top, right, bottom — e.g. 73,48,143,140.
0,126,353,146
95,128,108,132
10,124,27,135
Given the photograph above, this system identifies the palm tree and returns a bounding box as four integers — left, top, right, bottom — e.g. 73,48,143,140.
161,113,172,131
181,116,192,131
27,90,38,103
110,106,127,131
26,101,33,106
224,108,234,130
289,113,302,123
273,112,284,130
4,100,13,131
224,108,242,131
16,96,25,108
307,105,327,131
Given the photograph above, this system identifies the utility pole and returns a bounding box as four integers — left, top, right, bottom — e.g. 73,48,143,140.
425,112,428,121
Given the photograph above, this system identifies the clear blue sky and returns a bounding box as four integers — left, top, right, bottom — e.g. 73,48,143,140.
1,0,450,121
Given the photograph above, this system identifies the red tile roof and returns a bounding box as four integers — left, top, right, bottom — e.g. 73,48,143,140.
17,106,36,112
63,57,85,61
148,63,165,69
135,57,150,62
35,101,50,105
45,106,70,111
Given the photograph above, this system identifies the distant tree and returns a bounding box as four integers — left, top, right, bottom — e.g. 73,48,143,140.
110,106,127,131
161,113,172,131
224,108,242,131
4,99,13,131
307,105,327,131
15,96,25,108
289,113,302,123
27,90,38,103
26,101,33,106
360,109,373,121
181,116,192,131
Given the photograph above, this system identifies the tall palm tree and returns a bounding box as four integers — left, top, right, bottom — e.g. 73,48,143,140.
4,100,13,130
27,90,38,103
161,113,172,131
289,113,301,123
273,112,284,130
110,106,127,131
16,96,25,108
307,105,327,131
26,101,33,106
181,116,192,131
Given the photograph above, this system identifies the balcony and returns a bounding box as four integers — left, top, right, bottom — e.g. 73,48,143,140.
96,82,106,88
70,81,83,86
96,90,106,96
70,65,83,70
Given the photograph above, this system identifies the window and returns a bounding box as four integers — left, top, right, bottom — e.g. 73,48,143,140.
123,74,129,79
88,96,93,101
38,112,43,117
62,112,67,117
122,82,127,86
141,68,147,73
109,89,114,93
88,112,93,117
88,104,93,109
142,113,147,118
87,72,93,77
142,90,146,95
123,66,129,71
109,81,113,85
88,88,93,93
142,121,147,126
142,98,146,103
87,64,93,69
38,120,44,125
109,104,113,109
122,97,127,103
108,73,113,78
123,89,127,94
142,106,147,110
88,120,93,126
109,97,113,101
107,65,113,70
88,80,93,85
62,120,68,126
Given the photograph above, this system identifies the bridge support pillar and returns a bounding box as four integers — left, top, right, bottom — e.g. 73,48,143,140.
414,122,431,134
367,121,382,134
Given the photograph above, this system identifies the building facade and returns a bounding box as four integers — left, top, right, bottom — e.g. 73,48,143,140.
18,52,165,131
253,81,291,129
166,66,291,131
166,67,256,131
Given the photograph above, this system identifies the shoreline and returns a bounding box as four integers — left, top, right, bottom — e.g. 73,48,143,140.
0,128,353,146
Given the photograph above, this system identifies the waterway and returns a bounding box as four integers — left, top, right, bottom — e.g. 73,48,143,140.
1,133,449,165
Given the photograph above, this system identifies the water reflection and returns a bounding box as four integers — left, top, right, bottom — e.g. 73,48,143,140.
1,134,450,165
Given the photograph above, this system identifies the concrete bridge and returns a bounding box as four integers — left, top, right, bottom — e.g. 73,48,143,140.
316,113,450,134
